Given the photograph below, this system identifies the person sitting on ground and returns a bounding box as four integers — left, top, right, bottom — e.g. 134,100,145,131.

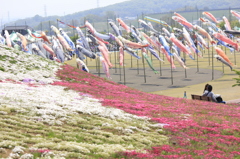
203,83,209,94
202,85,226,104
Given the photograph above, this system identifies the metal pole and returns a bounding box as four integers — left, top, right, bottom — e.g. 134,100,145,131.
232,34,237,65
98,57,101,77
131,54,133,68
109,46,112,63
159,51,162,76
95,47,98,72
212,44,214,80
208,44,210,66
170,57,173,85
114,44,117,73
222,62,224,74
121,21,125,84
119,59,122,81
83,18,88,66
196,51,199,72
196,31,199,72
106,17,111,64
150,51,153,62
184,49,187,78
97,44,101,77
142,50,147,83
170,49,173,85
137,49,139,74
142,13,147,83
222,46,226,73
95,56,98,72
85,56,88,67
203,47,205,57
234,49,236,65
123,64,126,85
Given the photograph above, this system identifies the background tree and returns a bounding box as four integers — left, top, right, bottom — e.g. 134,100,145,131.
232,69,240,87
218,20,240,30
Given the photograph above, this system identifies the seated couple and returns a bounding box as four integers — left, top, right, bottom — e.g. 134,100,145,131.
202,84,226,104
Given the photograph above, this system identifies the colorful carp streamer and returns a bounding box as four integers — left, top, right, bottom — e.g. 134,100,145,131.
144,16,173,32
57,19,85,28
142,51,159,74
1,9,239,79
230,10,240,20
202,12,219,24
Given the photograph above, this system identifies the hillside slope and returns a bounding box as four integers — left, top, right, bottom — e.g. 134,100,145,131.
0,45,169,158
0,45,240,158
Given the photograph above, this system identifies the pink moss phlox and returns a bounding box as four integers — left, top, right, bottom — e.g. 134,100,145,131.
52,64,240,158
